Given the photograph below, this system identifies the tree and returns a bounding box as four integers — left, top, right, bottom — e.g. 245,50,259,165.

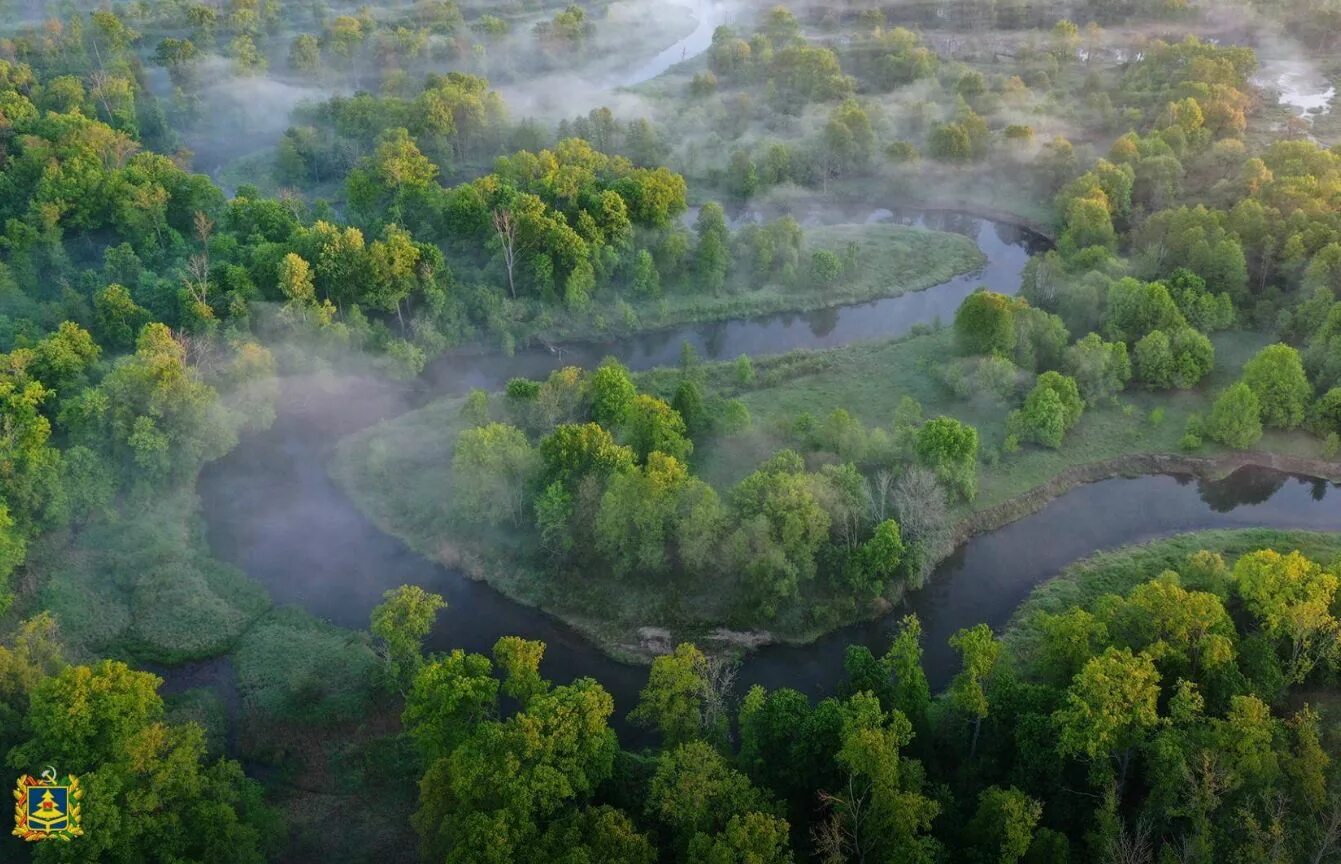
1009,372,1084,449
884,615,931,730
1053,648,1161,794
403,650,499,762
629,643,720,747
493,636,548,705
914,417,978,501
93,283,150,350
624,395,692,463
413,677,618,863
1063,333,1131,404
1206,382,1263,448
10,660,272,862
538,806,656,864
1233,550,1340,684
0,505,24,612
452,423,538,526
1133,329,1175,388
371,586,447,692
824,692,940,864
1104,278,1185,342
685,811,793,864
647,740,772,848
893,467,954,585
589,361,636,427
539,423,634,490
850,519,905,597
956,291,1018,357
288,34,320,72
695,203,730,293
728,454,831,608
596,453,720,579
930,122,973,162
967,786,1043,864
948,624,1001,757
1241,344,1311,430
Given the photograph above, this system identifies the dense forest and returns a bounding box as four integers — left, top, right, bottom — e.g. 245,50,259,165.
0,0,1340,861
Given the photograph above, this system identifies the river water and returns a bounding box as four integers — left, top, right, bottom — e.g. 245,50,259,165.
190,210,1341,729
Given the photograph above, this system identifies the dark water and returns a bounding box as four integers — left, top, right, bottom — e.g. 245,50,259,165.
191,213,1340,735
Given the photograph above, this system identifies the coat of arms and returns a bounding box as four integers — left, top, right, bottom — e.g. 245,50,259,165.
12,768,83,842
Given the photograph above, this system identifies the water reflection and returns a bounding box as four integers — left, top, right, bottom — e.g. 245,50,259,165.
1197,465,1290,512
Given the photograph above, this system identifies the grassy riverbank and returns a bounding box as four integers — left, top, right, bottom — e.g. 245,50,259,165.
692,327,1329,509
331,323,1335,661
531,222,985,342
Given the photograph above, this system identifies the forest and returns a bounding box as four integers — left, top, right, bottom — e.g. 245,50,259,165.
1,0,1341,861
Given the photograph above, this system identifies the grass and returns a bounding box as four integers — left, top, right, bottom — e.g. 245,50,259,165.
232,607,382,728
1002,529,1341,674
536,222,985,342
26,489,271,665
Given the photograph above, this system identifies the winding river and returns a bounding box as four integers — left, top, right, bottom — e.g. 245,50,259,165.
191,210,1341,728
173,4,1341,728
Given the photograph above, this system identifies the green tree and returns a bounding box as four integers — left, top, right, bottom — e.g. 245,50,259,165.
1133,329,1175,388
452,423,538,526
948,624,1001,757
493,636,548,706
647,739,772,849
1206,382,1263,448
966,786,1043,864
92,284,150,351
1241,343,1311,430
728,454,831,609
10,661,272,862
371,586,447,692
403,650,498,762
539,423,634,489
850,519,905,598
914,417,978,501
1063,333,1131,404
956,291,1018,357
1053,648,1162,794
629,643,719,747
624,394,692,463
685,811,793,864
1234,550,1340,684
695,203,730,293
589,361,636,428
884,615,931,730
1010,371,1084,449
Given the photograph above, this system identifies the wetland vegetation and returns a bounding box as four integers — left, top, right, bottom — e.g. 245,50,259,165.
2,0,1341,861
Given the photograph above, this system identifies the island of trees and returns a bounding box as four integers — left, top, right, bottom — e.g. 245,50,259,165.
1,0,1340,860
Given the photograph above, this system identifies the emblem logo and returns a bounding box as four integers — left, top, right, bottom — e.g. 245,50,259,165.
12,767,83,842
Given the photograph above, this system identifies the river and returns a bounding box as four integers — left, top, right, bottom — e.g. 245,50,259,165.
189,209,1341,731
